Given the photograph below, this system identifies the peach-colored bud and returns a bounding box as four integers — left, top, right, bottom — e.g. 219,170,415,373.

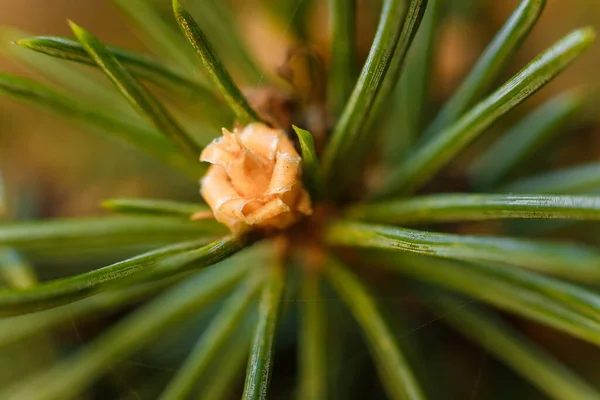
199,123,312,232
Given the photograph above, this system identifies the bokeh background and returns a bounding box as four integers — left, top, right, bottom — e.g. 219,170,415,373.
1,0,600,398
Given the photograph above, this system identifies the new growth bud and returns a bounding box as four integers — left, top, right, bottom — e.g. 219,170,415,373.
199,123,312,232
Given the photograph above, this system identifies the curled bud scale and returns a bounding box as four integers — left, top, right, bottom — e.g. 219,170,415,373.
199,123,312,232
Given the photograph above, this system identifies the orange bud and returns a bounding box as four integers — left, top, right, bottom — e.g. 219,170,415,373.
200,123,312,232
